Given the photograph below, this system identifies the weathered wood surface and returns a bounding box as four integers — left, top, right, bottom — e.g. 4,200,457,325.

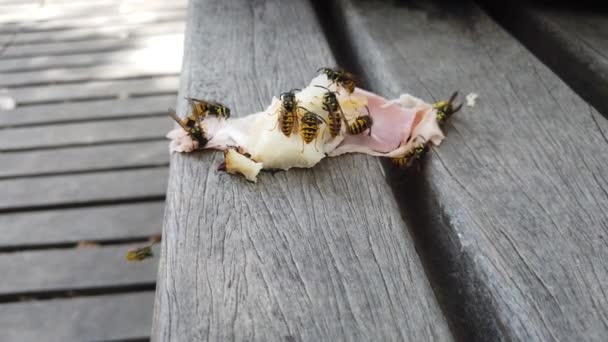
0,292,155,342
0,167,167,211
0,141,169,178
4,75,179,104
0,56,182,87
0,4,186,29
0,0,183,339
0,33,184,59
0,21,185,45
0,47,174,72
335,0,608,340
0,202,164,248
0,95,176,127
153,0,453,341
481,1,608,118
0,116,169,151
0,244,158,296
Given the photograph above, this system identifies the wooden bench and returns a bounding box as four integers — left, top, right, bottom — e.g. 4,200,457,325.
154,0,608,340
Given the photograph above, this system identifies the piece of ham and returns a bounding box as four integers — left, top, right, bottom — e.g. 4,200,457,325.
167,75,448,180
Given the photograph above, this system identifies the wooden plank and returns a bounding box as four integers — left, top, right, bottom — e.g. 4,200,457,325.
0,202,164,248
0,116,170,151
152,0,453,341
0,140,169,178
0,32,183,58
0,46,174,72
0,61,181,88
480,2,608,118
0,4,186,28
0,292,154,342
0,244,158,296
0,20,185,45
0,167,168,211
3,75,179,104
0,95,177,127
335,0,608,340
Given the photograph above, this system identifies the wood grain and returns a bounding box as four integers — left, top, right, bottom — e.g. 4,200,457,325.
0,244,158,296
0,167,167,211
0,202,164,248
335,0,608,340
0,292,154,342
0,47,172,72
4,75,179,105
152,0,453,341
0,140,169,178
0,95,176,127
0,116,169,151
480,2,608,119
0,33,184,59
0,20,185,47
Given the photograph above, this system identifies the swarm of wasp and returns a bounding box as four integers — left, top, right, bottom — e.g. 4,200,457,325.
434,91,462,122
315,85,345,138
299,107,326,152
186,97,231,119
391,138,429,169
274,89,301,137
348,105,373,136
317,67,358,94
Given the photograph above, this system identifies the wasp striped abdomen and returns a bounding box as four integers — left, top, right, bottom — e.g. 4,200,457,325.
348,115,373,136
277,89,300,136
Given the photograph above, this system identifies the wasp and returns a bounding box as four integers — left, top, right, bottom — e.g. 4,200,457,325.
348,105,373,136
317,67,358,94
168,108,208,146
391,139,429,169
186,97,231,119
434,91,462,122
299,107,326,152
274,89,301,136
315,85,345,138
126,235,161,262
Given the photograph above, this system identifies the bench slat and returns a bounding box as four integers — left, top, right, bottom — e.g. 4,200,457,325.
0,140,169,178
0,95,176,127
0,116,169,151
0,244,158,296
0,202,164,248
336,1,608,340
152,0,453,340
0,33,183,59
0,292,154,342
481,2,608,119
0,167,167,211
3,75,179,105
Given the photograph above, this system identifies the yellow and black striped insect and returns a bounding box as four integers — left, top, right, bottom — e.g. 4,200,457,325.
276,89,301,137
168,108,208,146
315,85,345,138
126,235,161,262
299,107,326,152
391,140,429,169
317,67,358,94
434,91,462,122
126,246,153,261
348,105,373,136
186,97,231,119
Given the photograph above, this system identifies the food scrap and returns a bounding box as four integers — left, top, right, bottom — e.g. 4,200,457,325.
466,92,479,107
166,68,463,182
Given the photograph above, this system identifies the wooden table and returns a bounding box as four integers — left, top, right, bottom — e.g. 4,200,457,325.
154,0,608,341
